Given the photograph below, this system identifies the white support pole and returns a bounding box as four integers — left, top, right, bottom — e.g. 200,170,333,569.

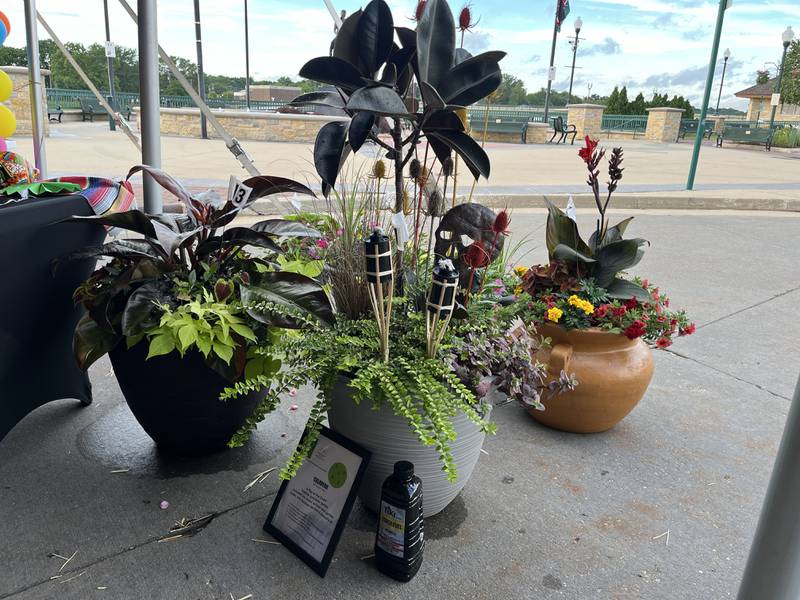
737,374,800,599
118,0,260,177
322,0,343,29
137,0,162,214
23,0,47,176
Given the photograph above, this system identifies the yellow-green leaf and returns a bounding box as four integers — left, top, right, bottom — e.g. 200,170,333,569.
147,333,175,359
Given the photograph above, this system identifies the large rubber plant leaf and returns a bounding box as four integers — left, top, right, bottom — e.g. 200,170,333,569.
357,0,394,77
251,219,323,239
427,135,452,164
126,165,195,224
388,46,415,95
346,86,409,117
544,198,591,259
348,111,377,152
241,272,334,329
438,51,506,107
553,243,597,264
416,0,455,90
195,228,282,257
56,239,162,272
453,47,472,66
591,238,648,288
332,9,366,73
62,210,157,239
424,110,465,131
427,130,490,179
606,278,650,301
74,313,119,371
299,56,365,93
588,216,635,250
314,121,349,194
290,91,346,109
121,281,169,337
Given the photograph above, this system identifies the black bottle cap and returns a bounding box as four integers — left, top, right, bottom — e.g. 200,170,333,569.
393,461,414,480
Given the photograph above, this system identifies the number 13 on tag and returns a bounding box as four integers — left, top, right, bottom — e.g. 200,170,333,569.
228,175,254,209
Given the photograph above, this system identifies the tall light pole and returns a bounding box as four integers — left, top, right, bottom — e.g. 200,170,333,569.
103,0,117,131
768,26,795,133
568,16,583,103
543,0,564,126
194,0,207,138
244,0,251,110
715,48,730,115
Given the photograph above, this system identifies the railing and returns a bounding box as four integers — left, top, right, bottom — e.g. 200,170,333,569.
466,107,568,125
601,114,648,135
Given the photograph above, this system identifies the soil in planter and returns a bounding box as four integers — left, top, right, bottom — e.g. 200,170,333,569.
109,341,264,455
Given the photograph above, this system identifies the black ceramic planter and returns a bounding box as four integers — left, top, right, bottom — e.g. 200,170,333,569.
109,342,264,455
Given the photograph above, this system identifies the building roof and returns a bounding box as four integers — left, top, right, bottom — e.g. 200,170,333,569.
735,77,777,99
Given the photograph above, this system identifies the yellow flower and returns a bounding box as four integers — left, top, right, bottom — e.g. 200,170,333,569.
547,307,563,322
514,265,529,277
568,295,595,315
514,285,523,295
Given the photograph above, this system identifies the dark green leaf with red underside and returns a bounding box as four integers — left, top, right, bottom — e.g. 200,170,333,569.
241,272,334,329
74,313,119,371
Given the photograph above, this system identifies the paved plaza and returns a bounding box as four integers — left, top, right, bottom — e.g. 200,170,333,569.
13,121,800,211
2,208,799,599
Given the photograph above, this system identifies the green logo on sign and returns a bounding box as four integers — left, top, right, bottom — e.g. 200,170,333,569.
328,462,348,488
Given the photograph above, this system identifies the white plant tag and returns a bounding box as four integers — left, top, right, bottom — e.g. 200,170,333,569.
391,211,410,246
566,195,577,222
227,175,253,209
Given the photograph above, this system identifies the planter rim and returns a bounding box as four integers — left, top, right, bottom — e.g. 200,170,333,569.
536,322,641,350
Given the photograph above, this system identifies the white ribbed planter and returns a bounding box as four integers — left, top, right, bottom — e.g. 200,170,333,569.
327,378,488,517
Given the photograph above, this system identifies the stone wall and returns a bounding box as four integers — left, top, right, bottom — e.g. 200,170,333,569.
1,66,50,137
566,104,605,139
644,107,684,142
146,107,349,143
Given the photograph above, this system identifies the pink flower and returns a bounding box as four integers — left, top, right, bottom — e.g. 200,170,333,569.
680,323,696,336
316,239,329,250
336,228,344,237
593,304,609,319
656,337,672,349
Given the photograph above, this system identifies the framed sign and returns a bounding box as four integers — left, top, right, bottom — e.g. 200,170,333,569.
264,427,370,577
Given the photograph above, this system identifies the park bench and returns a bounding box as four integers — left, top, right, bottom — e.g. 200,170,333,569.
549,116,577,144
78,97,133,122
48,105,64,123
476,119,528,143
679,120,714,141
716,124,773,151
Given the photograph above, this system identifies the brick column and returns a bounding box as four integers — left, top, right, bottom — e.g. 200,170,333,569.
1,66,51,137
644,107,684,142
706,115,726,134
525,122,551,144
566,104,605,139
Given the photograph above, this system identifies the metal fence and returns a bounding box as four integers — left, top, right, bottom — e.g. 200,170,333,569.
601,114,648,134
466,107,568,124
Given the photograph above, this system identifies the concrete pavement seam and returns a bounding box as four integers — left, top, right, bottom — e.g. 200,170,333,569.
0,489,280,599
697,286,800,331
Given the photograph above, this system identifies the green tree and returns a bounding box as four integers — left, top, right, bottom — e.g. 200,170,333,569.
780,40,800,105
496,74,527,105
756,70,770,85
605,86,621,113
629,92,647,115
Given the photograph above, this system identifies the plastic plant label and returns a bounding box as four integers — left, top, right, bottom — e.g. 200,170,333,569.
376,501,406,558
227,175,253,209
392,211,410,246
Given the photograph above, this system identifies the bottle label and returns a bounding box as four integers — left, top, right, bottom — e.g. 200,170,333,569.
376,501,406,558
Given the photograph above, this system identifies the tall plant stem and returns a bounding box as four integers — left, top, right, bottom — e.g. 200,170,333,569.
390,119,406,290
468,98,492,203
452,156,459,207
412,142,430,267
476,231,499,298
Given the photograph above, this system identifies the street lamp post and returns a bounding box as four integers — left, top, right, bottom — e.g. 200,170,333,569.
715,48,730,115
103,0,116,132
768,26,795,133
568,16,583,103
244,0,251,110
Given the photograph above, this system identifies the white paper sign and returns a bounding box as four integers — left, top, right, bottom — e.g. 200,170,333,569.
105,41,116,58
391,211,411,246
771,93,781,107
227,175,253,208
548,66,557,81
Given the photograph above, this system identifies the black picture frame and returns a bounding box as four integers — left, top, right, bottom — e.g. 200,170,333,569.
263,426,371,577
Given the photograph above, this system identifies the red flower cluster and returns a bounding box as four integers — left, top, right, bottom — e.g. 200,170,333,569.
578,136,599,164
464,240,489,268
680,323,696,336
655,338,672,349
623,319,647,340
593,304,609,319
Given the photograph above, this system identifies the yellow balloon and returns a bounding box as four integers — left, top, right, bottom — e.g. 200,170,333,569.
0,70,11,102
0,105,16,138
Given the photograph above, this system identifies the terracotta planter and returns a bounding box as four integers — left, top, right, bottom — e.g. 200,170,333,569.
109,341,264,454
327,378,488,516
531,323,654,433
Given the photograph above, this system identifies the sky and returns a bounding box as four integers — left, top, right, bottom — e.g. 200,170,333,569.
2,0,798,109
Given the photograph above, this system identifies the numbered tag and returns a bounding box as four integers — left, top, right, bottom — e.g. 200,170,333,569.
227,175,253,209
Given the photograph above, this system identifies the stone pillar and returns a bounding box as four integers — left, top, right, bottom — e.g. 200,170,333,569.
566,104,605,139
525,122,551,144
644,107,684,142
706,115,726,134
0,66,51,137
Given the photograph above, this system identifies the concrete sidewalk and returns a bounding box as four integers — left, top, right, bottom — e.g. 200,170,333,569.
1,211,798,599
13,122,800,211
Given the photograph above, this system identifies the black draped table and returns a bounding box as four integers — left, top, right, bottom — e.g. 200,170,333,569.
0,194,106,441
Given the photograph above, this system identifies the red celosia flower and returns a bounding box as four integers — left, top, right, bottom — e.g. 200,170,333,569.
624,297,639,309
593,304,609,319
624,319,646,340
578,136,598,163
656,337,672,349
414,0,427,21
611,305,628,318
680,323,696,336
463,240,489,268
492,209,511,235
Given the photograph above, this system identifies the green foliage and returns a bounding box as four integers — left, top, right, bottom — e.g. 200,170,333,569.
496,74,528,105
781,41,800,106
772,127,800,148
756,69,771,85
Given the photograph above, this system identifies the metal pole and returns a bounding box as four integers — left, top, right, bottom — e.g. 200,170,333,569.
137,0,162,214
23,0,47,177
715,56,728,115
737,374,800,599
322,0,344,29
244,0,251,110
103,0,117,131
686,0,727,190
568,29,580,102
543,1,559,126
194,0,207,139
768,43,790,133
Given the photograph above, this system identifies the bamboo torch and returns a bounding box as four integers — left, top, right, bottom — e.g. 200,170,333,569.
426,258,459,358
365,229,394,362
